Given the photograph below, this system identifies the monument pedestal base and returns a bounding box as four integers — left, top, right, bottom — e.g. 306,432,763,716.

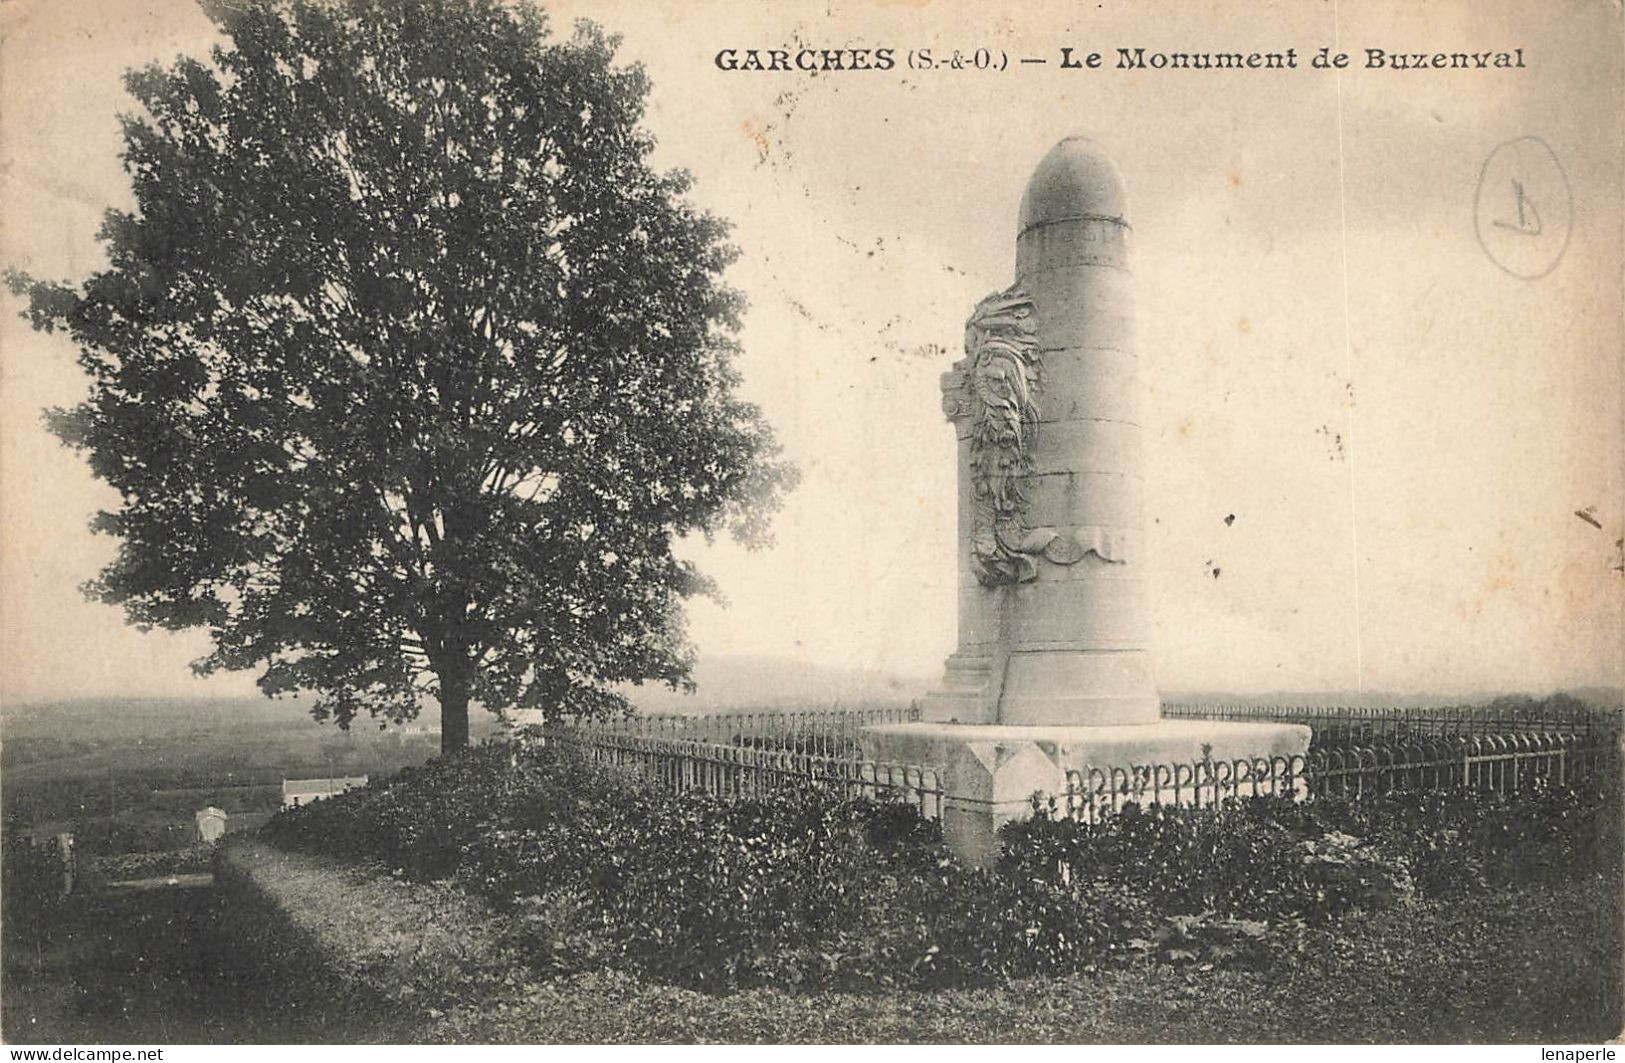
861,719,1311,865
921,650,1163,726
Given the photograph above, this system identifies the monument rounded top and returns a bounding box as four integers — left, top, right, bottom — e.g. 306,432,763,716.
1016,136,1127,235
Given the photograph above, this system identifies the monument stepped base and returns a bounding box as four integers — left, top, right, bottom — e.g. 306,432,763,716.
861,719,1311,865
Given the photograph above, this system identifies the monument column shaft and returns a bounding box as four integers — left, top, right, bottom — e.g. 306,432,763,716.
927,136,1158,727
998,209,1157,725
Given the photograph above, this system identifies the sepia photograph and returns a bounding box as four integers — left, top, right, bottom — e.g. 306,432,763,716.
1,0,1621,1048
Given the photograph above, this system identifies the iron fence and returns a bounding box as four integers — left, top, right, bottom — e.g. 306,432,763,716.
1064,732,1618,821
551,705,1618,825
542,726,944,819
580,702,922,758
1163,701,1623,744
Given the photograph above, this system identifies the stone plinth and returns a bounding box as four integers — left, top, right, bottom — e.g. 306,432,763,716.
863,719,1311,865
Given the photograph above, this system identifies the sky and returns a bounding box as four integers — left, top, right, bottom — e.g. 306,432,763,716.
2,0,1621,705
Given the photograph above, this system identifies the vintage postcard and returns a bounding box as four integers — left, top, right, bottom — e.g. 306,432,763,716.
2,0,1620,1048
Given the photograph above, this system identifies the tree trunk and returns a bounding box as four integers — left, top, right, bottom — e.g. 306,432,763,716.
440,669,471,754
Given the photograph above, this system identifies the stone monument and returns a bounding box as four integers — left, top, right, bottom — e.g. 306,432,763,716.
863,136,1310,862
195,805,228,844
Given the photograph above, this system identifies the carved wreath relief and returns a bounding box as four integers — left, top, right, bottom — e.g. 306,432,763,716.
945,285,1122,587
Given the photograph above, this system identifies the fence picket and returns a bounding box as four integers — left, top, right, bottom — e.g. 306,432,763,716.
541,723,945,819
1055,731,1614,821
1163,701,1620,743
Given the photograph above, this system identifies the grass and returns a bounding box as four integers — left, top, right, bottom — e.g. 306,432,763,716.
1,877,307,1043
3,843,513,1044
214,839,1621,1044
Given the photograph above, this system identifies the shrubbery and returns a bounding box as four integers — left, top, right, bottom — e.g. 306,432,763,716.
1010,781,1615,902
1000,796,1418,923
1322,785,1618,895
264,741,1617,993
87,843,217,883
1,830,71,925
266,744,1158,989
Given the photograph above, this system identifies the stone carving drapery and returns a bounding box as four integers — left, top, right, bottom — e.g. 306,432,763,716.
945,285,1125,586
947,286,1044,585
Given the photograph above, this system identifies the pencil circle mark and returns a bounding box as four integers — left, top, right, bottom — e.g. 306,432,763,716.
1475,136,1572,281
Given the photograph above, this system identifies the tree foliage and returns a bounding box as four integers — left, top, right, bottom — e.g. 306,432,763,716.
7,0,793,750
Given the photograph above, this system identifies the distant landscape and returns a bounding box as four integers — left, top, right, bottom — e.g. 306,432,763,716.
1,694,449,853
0,655,923,857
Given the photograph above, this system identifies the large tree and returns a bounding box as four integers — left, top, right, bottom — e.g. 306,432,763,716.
8,0,792,752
